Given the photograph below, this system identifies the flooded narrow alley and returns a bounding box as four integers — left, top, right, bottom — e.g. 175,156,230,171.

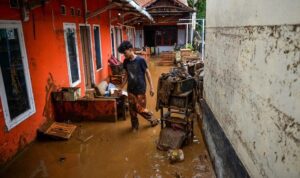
0,58,215,178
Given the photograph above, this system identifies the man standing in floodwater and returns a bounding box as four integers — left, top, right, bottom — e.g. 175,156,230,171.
118,41,159,131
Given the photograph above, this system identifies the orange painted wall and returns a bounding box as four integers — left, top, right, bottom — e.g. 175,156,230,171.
86,0,112,84
0,0,112,164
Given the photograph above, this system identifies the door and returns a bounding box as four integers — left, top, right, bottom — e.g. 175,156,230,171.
79,25,94,89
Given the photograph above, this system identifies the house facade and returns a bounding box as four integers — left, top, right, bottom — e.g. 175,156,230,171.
133,0,194,53
0,0,130,165
0,0,193,165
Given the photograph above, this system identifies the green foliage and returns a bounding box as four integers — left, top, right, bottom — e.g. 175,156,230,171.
187,0,206,18
185,43,194,50
187,0,206,34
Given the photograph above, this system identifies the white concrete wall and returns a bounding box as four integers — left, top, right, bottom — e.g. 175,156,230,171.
205,0,300,177
206,0,300,27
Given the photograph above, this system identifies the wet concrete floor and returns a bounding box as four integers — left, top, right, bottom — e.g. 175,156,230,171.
0,57,215,178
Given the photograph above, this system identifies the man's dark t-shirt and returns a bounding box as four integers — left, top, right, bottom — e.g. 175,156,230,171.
123,56,147,94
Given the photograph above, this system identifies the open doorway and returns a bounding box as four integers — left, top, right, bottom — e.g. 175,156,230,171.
79,25,95,89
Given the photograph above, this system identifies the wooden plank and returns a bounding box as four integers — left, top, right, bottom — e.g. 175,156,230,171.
44,122,77,140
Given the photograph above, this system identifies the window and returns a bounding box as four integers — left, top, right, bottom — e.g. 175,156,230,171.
126,27,135,47
155,26,177,46
0,20,35,130
60,5,66,15
93,25,102,70
115,27,122,60
110,27,115,57
9,0,19,8
63,23,81,86
77,9,81,16
70,7,75,16
110,26,122,59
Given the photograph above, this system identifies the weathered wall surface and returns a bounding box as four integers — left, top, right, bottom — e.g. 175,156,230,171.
205,0,300,177
206,0,300,27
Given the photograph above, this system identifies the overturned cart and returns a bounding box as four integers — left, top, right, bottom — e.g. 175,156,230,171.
156,67,196,150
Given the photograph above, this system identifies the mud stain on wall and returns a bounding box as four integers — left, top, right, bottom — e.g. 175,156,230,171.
42,73,58,121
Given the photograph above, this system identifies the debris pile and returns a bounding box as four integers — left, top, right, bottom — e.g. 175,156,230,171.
156,67,194,109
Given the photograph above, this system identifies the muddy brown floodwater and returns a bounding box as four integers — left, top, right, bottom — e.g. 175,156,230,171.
0,57,215,178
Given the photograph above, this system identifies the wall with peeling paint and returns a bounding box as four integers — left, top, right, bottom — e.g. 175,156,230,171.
0,0,113,165
206,0,300,27
205,0,300,177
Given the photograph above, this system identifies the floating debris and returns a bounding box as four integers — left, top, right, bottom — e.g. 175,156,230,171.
173,171,184,178
193,136,200,144
77,127,94,143
29,160,48,178
133,170,141,178
59,155,66,163
167,149,184,163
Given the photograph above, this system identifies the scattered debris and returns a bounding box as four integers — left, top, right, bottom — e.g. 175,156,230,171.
57,153,81,169
52,87,81,101
173,171,184,178
180,48,192,60
198,153,208,163
29,160,48,178
59,155,66,163
152,163,161,173
133,170,141,178
194,164,209,173
45,122,76,139
77,127,94,143
156,67,194,109
167,149,184,163
78,134,93,143
193,136,200,144
157,127,186,151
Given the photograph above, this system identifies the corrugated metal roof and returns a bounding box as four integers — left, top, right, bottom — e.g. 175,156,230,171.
177,0,188,6
135,0,189,7
134,0,154,7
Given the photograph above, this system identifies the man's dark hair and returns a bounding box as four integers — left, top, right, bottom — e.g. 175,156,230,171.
118,41,133,54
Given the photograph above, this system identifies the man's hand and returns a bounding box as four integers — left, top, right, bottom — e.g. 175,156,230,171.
146,69,155,97
150,88,155,97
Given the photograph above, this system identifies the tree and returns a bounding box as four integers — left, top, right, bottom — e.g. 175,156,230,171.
187,0,206,51
187,0,206,18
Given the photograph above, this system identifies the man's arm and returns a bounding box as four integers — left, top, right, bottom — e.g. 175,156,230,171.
145,68,155,96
